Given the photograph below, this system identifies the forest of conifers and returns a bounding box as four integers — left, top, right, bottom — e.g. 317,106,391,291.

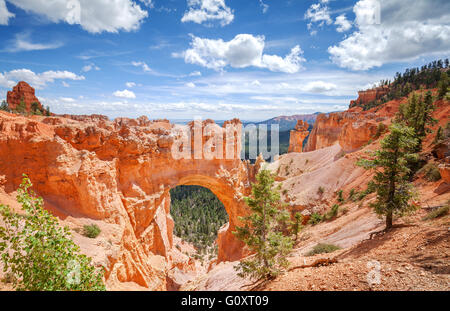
170,185,229,254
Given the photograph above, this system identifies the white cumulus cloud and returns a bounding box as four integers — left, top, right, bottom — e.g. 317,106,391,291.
5,0,148,33
0,69,85,89
113,89,136,99
302,81,337,93
335,14,352,32
328,0,450,70
181,0,234,27
305,0,332,35
125,82,136,88
177,34,305,73
0,0,14,25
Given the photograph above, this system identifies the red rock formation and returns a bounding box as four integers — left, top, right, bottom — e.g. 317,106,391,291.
305,98,402,152
6,81,43,112
0,111,255,290
288,120,309,153
350,86,389,108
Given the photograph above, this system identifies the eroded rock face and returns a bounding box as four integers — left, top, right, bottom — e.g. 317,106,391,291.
6,81,43,112
288,120,309,153
349,86,389,108
0,111,254,290
305,99,399,152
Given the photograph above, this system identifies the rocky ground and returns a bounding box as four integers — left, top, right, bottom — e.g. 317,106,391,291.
182,202,449,291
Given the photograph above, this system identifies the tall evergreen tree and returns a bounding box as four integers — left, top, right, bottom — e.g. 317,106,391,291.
396,91,437,175
233,169,293,280
437,71,449,99
358,124,418,230
0,100,9,112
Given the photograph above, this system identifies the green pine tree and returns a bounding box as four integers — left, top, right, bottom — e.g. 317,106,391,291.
437,71,449,99
396,91,437,175
16,99,27,114
291,212,303,243
357,123,419,230
433,126,444,144
233,169,293,280
0,100,9,112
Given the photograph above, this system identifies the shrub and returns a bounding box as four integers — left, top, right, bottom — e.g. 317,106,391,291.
83,224,101,238
317,186,325,195
423,203,449,220
0,175,105,291
308,213,323,225
337,190,344,203
1,271,15,284
357,191,367,201
306,243,341,256
419,163,441,182
374,123,387,139
324,204,339,221
348,188,357,201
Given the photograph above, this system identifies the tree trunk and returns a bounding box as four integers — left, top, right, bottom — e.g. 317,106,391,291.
386,211,393,230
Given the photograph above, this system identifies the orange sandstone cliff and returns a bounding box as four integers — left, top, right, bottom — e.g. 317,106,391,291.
304,95,404,152
288,120,309,153
349,86,389,108
0,111,258,290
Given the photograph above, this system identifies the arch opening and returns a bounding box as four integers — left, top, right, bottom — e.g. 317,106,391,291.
169,185,229,261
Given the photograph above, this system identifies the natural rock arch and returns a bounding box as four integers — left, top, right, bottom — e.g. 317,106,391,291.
0,112,259,289
168,172,247,262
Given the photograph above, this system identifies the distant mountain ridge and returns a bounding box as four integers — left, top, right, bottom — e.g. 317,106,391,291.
255,112,321,131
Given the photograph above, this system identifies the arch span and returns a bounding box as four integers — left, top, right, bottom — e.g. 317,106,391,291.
0,113,261,289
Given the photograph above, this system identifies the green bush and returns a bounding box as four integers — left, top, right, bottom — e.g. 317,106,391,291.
306,243,341,256
423,203,449,220
317,186,325,195
337,190,344,203
348,188,357,201
83,224,101,239
324,204,339,221
374,123,387,139
0,175,105,291
419,163,441,182
308,213,323,225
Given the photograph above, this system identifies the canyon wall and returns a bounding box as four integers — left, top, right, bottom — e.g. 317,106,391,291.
305,97,401,153
349,86,389,108
0,112,255,290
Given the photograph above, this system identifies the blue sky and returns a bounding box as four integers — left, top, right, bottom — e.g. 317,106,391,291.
0,0,449,121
